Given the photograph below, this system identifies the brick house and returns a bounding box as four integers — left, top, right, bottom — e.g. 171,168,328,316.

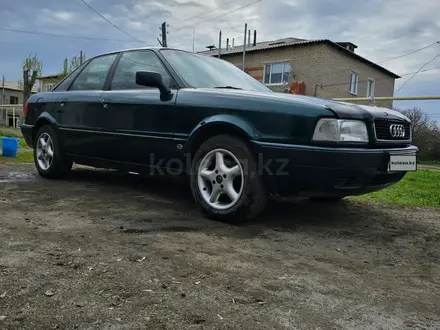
37,73,65,93
37,54,86,92
198,37,400,108
0,81,37,126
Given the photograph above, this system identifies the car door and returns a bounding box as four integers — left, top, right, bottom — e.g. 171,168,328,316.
49,61,89,126
57,53,119,158
100,50,178,168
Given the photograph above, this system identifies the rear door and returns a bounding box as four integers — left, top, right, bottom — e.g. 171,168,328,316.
100,50,178,166
57,53,119,158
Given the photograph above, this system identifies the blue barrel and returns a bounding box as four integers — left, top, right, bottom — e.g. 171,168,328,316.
1,137,20,158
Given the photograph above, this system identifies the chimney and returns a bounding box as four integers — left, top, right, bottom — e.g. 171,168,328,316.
248,30,251,46
226,38,229,51
253,30,257,46
232,38,235,49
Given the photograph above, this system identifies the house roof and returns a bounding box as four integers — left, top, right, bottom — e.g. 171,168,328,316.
1,80,38,93
199,37,310,56
37,73,65,80
198,37,400,79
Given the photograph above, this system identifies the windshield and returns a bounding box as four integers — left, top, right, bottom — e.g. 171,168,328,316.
160,49,272,92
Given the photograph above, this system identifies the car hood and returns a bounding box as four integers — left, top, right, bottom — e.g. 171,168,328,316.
190,88,410,122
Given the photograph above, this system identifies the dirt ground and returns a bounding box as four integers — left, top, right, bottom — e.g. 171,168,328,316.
0,163,439,330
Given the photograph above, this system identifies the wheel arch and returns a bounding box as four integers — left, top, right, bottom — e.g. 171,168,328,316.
32,112,58,143
184,114,258,158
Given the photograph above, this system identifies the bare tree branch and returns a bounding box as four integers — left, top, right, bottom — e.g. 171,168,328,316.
22,53,43,105
396,107,440,160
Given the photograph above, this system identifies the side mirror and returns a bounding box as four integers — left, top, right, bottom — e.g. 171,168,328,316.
135,71,171,95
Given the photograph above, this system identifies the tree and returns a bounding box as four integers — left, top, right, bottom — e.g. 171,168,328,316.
396,107,440,160
61,52,86,77
23,53,43,105
17,79,23,90
69,52,86,72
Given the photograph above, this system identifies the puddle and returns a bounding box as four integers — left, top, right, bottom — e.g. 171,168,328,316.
121,225,200,234
0,171,36,183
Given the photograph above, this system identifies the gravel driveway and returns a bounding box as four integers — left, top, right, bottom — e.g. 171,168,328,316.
0,164,439,330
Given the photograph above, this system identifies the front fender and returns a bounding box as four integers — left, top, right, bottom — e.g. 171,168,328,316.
184,114,258,153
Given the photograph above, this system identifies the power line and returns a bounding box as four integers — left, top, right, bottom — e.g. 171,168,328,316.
172,0,252,27
79,0,151,45
304,40,440,80
321,65,440,88
177,0,262,30
378,41,440,64
317,65,440,98
396,52,440,93
0,27,139,42
171,0,236,26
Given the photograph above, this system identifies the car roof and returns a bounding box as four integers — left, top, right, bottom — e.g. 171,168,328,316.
97,47,192,57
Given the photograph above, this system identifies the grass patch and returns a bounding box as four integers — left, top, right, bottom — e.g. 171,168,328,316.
0,126,33,163
0,127,28,148
0,149,34,164
353,170,440,207
418,160,440,167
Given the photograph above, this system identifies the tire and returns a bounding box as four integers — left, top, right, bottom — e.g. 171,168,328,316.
190,134,268,223
34,125,72,179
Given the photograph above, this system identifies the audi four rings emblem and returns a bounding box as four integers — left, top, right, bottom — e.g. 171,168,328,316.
389,124,405,138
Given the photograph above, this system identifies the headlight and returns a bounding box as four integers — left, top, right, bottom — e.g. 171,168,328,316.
312,119,369,142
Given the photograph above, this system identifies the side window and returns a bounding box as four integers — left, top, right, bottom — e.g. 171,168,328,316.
53,61,89,91
70,54,118,91
366,78,375,97
111,50,173,90
349,71,359,95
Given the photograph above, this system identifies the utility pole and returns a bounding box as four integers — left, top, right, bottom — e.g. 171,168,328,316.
218,30,222,58
161,22,168,47
242,23,247,71
63,58,68,75
1,75,4,107
1,75,4,123
80,50,84,65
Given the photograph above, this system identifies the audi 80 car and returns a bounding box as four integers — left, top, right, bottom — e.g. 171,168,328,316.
21,47,418,222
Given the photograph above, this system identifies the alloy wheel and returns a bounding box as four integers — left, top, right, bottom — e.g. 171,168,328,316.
197,148,244,210
36,133,54,171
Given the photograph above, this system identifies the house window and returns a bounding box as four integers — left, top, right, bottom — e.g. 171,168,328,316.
366,78,375,97
9,96,19,104
264,62,291,85
349,71,359,95
45,83,55,91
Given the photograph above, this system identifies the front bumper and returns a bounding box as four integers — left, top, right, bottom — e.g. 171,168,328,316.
251,141,418,197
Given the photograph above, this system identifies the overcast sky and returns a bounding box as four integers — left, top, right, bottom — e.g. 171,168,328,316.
1,0,439,121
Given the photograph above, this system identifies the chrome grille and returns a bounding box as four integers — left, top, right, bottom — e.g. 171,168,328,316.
374,119,411,141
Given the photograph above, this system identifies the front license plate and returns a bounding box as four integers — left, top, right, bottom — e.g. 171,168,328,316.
388,154,417,172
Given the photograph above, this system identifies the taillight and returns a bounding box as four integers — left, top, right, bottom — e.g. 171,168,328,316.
23,102,29,118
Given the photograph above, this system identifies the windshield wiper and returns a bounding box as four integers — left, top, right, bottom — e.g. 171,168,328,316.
214,86,242,90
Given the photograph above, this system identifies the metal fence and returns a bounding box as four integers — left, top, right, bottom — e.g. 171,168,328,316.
0,105,23,128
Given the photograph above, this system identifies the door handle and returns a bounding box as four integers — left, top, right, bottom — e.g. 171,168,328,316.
101,99,111,108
